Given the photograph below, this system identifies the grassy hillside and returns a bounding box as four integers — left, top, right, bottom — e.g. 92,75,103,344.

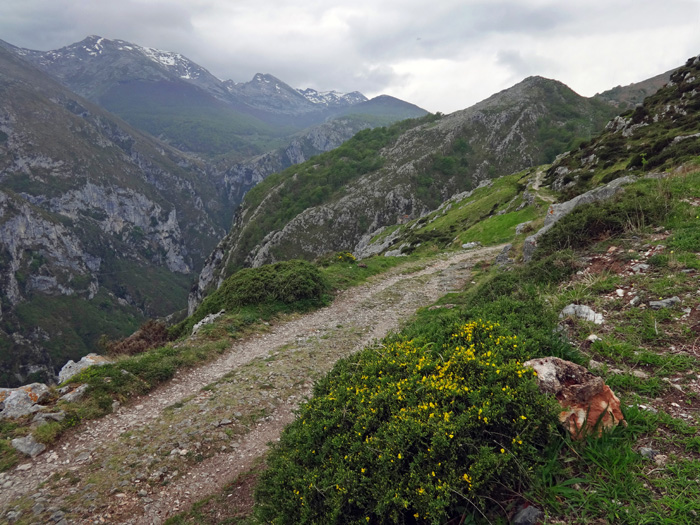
253,167,700,524
192,76,617,301
3,161,699,523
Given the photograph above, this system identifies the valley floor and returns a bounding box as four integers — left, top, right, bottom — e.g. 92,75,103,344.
0,246,503,524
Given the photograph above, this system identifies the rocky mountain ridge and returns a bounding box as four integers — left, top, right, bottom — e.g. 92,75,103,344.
3,37,366,118
1,36,423,155
189,76,618,311
547,56,700,194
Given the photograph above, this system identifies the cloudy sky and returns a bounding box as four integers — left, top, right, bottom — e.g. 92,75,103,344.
1,0,699,113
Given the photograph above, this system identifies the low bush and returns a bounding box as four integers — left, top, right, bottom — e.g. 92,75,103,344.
317,251,357,266
33,421,63,444
102,320,170,356
255,320,558,524
173,260,330,337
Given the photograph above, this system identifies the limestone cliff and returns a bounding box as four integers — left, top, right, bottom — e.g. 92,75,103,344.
0,46,227,386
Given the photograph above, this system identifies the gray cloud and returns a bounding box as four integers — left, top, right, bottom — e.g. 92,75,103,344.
0,0,698,112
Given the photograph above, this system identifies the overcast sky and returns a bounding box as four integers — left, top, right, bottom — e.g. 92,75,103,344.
1,0,699,113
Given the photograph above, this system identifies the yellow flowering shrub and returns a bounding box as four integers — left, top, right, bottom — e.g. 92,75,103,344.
317,251,358,266
255,321,558,524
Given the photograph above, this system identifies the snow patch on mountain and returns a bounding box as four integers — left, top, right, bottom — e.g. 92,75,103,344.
297,88,367,108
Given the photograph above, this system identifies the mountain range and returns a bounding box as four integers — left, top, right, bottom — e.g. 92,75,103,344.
189,75,618,309
0,36,427,386
0,33,677,387
0,36,426,156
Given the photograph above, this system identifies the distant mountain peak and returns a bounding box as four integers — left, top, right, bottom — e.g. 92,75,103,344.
296,87,367,107
252,72,282,83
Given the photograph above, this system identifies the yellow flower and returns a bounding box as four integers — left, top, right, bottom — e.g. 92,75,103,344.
398,453,402,459
500,448,505,454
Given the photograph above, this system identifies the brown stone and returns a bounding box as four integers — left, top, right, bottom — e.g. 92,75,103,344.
524,356,626,439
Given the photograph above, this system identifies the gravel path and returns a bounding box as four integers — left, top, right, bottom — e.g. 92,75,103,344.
0,247,502,524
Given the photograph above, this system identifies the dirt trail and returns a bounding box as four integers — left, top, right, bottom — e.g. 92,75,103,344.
0,246,502,524
531,167,556,203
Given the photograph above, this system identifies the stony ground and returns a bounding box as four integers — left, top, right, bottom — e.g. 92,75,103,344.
0,246,503,525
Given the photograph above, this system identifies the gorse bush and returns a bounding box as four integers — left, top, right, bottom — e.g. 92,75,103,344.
317,251,357,267
256,321,558,524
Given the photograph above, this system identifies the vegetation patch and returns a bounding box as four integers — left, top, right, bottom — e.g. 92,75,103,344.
174,259,331,337
256,320,558,524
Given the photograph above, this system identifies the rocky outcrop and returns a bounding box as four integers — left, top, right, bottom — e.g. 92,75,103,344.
0,383,50,419
191,310,225,336
11,435,46,457
522,176,636,261
524,357,626,439
58,354,111,384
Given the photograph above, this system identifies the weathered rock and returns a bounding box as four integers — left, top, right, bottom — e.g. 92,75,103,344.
522,176,636,261
639,447,658,459
461,241,481,249
524,357,626,439
630,263,650,274
559,304,604,325
495,244,513,267
512,505,544,525
649,296,681,310
515,221,533,235
32,411,66,425
0,383,50,419
191,309,226,336
59,384,89,403
11,434,46,457
58,353,111,384
588,359,604,371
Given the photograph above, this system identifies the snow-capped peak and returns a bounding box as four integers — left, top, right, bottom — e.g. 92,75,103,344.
297,88,367,108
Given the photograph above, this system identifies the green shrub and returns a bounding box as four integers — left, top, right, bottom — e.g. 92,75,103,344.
317,251,357,267
174,260,330,337
33,421,63,445
534,185,671,256
0,439,19,472
255,320,558,524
